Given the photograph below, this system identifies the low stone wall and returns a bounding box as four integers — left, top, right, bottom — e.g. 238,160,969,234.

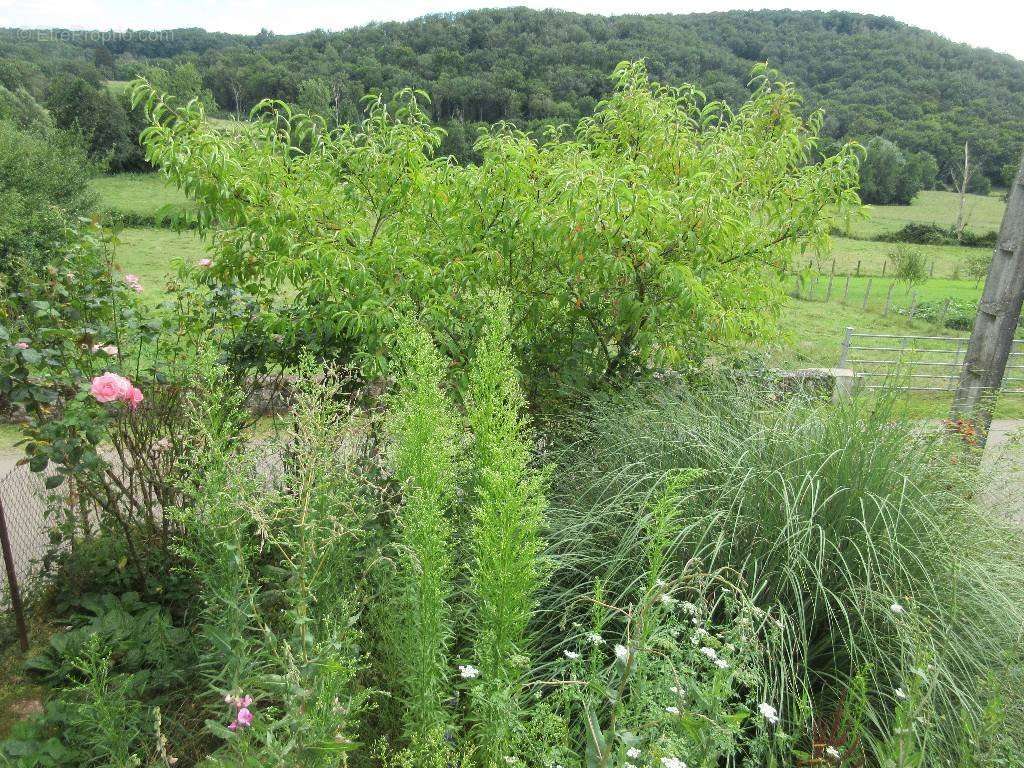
773,367,855,401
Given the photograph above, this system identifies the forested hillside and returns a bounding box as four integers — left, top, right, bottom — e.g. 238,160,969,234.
2,7,1023,183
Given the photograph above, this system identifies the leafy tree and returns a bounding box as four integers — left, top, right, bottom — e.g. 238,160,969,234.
859,137,936,205
133,62,859,400
44,76,143,171
0,118,94,274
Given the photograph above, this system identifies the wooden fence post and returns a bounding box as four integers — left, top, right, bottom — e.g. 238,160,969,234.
0,495,29,652
862,277,873,311
883,282,895,316
882,259,887,277
856,260,861,276
826,271,834,302
909,291,919,320
842,274,851,303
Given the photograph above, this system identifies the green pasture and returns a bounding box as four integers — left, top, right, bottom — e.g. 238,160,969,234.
808,236,988,280
90,173,193,218
110,227,208,299
840,189,1006,239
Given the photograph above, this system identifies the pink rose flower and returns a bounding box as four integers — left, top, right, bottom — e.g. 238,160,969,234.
198,258,213,268
90,372,131,403
15,341,29,349
126,385,145,410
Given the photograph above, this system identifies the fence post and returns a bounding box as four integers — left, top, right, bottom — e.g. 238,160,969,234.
908,291,919,320
862,277,873,311
838,326,854,368
883,282,895,316
842,274,851,303
825,271,834,302
810,277,818,302
0,495,29,652
882,259,887,277
856,260,861,276
930,259,936,278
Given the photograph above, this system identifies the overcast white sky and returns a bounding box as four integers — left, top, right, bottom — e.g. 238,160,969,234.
2,0,1022,61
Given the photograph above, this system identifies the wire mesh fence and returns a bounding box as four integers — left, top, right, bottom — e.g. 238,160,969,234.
0,460,61,612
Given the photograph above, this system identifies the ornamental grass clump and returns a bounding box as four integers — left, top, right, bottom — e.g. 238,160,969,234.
544,380,1024,765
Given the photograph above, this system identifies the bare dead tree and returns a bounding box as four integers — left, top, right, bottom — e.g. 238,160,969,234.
947,140,974,239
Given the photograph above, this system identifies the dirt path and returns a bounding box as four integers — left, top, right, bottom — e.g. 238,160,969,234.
978,419,1024,526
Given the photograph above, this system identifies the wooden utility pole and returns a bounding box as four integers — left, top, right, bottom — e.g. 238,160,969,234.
950,149,1024,445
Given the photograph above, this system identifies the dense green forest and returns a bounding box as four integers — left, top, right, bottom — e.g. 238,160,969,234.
1,7,1023,186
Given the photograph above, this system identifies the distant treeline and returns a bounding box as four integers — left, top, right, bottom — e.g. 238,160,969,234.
2,8,1022,192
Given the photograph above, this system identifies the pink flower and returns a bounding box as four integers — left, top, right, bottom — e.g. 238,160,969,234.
227,721,237,731
198,258,213,268
238,695,252,708
90,372,131,403
126,385,145,410
124,274,143,292
236,707,253,727
15,341,29,349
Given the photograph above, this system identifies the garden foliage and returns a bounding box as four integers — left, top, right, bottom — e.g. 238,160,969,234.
132,61,859,398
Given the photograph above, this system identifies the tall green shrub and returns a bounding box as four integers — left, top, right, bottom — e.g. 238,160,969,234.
463,309,548,763
384,326,461,745
132,61,860,399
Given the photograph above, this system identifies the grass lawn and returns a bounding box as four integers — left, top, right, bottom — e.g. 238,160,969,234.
90,173,193,218
840,189,1005,240
807,236,988,280
111,228,209,300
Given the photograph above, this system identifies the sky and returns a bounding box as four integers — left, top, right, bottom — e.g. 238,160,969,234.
1,0,1022,61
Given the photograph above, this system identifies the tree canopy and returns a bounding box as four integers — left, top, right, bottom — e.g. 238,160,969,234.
3,8,1022,183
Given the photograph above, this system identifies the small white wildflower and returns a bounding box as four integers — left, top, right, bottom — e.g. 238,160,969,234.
699,646,718,661
825,746,841,761
895,687,907,700
758,702,780,725
564,649,580,660
681,601,699,616
459,665,480,679
655,578,667,588
669,685,682,695
714,658,729,669
665,705,680,714
661,758,686,768
503,758,516,765
625,764,637,768
890,602,906,614
660,593,677,606
586,632,605,645
626,747,641,758
614,644,631,662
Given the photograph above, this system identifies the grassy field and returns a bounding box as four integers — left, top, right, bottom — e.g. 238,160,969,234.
773,295,1024,419
809,236,988,280
111,227,208,299
90,173,193,217
841,189,1005,239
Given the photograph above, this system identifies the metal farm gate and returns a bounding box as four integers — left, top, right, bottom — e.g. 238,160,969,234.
838,326,1024,394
